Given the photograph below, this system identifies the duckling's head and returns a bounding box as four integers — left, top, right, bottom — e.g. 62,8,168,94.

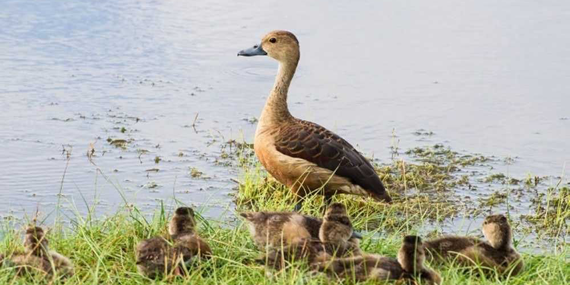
398,235,426,274
24,226,49,255
169,207,197,238
238,30,300,63
482,214,512,249
324,202,348,217
319,203,353,243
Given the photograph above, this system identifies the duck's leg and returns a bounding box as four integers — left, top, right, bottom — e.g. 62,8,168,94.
293,201,303,212
324,193,333,206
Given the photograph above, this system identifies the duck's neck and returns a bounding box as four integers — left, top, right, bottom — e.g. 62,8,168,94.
490,230,511,250
259,58,298,126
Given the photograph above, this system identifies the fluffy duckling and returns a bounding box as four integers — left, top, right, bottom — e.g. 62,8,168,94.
319,203,362,256
2,253,52,276
314,236,439,284
240,211,323,249
169,207,212,261
313,254,405,282
397,236,441,285
136,237,181,279
261,238,328,270
425,214,523,275
261,204,361,270
23,227,49,258
23,226,74,277
240,210,362,249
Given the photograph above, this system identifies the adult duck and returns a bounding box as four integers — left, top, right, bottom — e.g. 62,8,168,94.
238,30,391,210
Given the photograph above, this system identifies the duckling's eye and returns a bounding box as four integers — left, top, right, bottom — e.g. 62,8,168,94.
269,38,277,43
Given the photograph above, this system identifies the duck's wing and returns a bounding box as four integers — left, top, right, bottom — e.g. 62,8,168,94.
274,119,390,201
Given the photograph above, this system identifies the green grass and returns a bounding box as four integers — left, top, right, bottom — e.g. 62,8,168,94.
0,203,568,285
0,143,568,284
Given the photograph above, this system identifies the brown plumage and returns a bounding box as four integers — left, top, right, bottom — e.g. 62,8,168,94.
314,235,441,284
319,203,362,256
238,30,391,210
3,253,52,276
169,207,212,261
397,236,441,285
1,226,73,278
23,227,49,258
313,254,406,282
136,237,182,279
424,214,523,276
240,211,323,249
23,226,74,277
259,203,361,270
319,203,353,243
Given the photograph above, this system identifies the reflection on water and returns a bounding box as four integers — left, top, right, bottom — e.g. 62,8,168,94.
0,0,569,245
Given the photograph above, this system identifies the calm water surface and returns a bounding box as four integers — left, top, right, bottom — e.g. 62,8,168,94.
1,0,569,243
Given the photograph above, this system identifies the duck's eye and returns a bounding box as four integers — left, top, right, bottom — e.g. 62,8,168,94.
269,38,277,43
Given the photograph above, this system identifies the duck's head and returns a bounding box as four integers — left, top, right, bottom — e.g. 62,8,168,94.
169,207,197,237
324,203,349,219
482,214,511,248
398,235,426,274
238,30,300,63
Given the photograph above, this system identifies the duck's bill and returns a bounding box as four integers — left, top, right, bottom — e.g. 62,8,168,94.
351,231,363,240
238,44,267,56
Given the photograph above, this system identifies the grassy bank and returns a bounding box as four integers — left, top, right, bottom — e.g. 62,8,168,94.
1,143,569,284
0,204,568,285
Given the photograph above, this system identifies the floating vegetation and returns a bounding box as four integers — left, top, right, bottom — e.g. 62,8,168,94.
107,138,129,149
482,173,521,185
523,186,569,236
143,181,158,189
190,167,203,178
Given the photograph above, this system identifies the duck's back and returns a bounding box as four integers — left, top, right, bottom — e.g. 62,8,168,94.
424,236,481,259
273,119,388,200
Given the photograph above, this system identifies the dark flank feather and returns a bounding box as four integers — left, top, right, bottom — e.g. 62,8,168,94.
275,119,389,200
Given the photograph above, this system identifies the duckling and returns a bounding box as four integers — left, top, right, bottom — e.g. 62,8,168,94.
238,30,391,211
135,237,181,279
397,236,441,285
169,207,212,261
319,203,362,256
314,236,439,283
261,238,328,270
23,227,49,258
240,211,323,249
3,253,52,276
23,226,74,277
261,204,361,270
241,209,363,248
313,254,406,282
479,214,523,275
424,214,523,276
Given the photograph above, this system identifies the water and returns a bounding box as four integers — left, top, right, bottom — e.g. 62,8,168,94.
0,0,569,240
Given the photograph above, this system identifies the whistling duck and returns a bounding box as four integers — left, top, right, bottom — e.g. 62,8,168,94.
238,30,391,210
